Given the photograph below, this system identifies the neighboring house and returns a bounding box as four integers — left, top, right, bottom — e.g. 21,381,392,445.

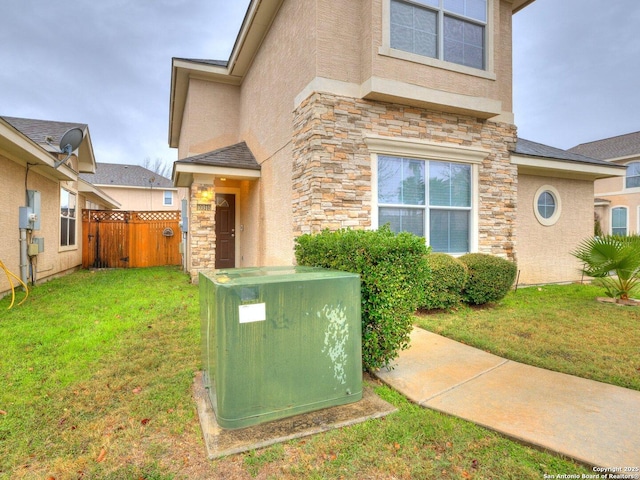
79,163,187,212
0,116,119,297
168,0,624,285
568,132,640,236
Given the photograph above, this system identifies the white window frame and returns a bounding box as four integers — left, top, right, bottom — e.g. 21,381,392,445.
625,161,640,190
163,190,173,206
611,206,628,236
60,188,77,250
533,185,562,227
380,0,495,79
367,136,487,254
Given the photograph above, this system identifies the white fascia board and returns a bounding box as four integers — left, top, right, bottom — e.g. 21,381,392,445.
0,120,75,181
175,162,261,180
78,179,121,209
511,154,626,180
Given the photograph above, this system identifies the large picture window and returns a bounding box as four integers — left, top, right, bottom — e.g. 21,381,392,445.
390,0,487,70
60,188,77,247
378,155,471,253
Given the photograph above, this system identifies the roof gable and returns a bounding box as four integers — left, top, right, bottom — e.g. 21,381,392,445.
80,163,173,188
1,115,96,173
176,142,260,170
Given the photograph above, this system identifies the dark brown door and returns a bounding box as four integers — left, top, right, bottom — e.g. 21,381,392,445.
215,193,236,269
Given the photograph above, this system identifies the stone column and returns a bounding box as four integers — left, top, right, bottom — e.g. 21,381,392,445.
189,174,216,283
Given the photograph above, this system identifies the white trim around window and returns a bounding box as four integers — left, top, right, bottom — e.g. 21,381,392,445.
163,190,174,206
611,205,628,236
533,185,561,227
367,136,486,254
380,0,496,78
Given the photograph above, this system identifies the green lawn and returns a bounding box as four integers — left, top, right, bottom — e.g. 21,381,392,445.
415,283,640,392
0,268,606,479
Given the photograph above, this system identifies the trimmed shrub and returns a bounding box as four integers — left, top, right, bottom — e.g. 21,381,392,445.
459,253,517,305
420,253,468,310
295,226,431,371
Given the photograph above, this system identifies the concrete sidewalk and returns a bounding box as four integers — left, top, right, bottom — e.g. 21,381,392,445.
375,328,640,469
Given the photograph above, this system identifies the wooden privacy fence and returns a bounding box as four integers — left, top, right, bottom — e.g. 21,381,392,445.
82,210,182,268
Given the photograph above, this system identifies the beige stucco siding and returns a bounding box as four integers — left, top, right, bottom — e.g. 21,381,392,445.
95,186,186,212
316,0,364,84
1,156,83,296
180,79,241,159
517,174,594,284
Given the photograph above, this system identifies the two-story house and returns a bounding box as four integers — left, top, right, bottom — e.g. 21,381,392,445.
569,131,640,236
168,0,623,284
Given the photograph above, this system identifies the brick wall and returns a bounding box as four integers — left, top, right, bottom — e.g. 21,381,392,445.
292,92,517,259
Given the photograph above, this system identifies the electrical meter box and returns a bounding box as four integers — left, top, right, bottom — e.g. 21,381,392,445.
200,266,362,429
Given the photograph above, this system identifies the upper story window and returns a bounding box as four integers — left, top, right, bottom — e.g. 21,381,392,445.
60,188,77,247
163,190,173,206
390,0,487,70
625,162,640,189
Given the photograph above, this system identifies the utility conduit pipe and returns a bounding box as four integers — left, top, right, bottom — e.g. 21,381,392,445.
19,228,28,285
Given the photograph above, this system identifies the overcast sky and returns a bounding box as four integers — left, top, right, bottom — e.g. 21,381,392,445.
0,0,638,175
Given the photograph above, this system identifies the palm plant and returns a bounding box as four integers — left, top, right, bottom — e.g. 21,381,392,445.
572,234,640,300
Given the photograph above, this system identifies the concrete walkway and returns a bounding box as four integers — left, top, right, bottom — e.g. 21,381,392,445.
375,328,640,469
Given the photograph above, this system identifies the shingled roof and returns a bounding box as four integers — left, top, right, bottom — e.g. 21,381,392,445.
568,131,640,160
173,58,228,68
176,142,260,170
514,138,620,168
79,163,173,188
1,116,87,147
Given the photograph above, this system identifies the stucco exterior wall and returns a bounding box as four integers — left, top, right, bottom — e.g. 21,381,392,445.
95,186,186,212
1,156,83,297
180,79,241,159
517,174,594,285
594,159,638,235
238,0,317,157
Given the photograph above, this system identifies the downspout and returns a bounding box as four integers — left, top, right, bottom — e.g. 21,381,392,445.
19,228,28,285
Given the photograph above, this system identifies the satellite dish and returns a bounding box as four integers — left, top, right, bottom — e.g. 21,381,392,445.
49,127,85,169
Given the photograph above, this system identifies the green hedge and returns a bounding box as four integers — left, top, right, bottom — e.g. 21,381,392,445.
420,253,468,310
295,226,431,371
459,253,517,305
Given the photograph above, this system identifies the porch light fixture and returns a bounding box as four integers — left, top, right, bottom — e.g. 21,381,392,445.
199,189,213,203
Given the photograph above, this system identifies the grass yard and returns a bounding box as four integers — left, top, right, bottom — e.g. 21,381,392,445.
415,283,640,392
0,268,610,479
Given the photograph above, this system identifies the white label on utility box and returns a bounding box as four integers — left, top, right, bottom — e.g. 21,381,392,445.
239,303,266,324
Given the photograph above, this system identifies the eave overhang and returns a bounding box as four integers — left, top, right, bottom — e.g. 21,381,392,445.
511,153,627,181
173,162,261,187
0,118,76,181
511,0,536,13
77,179,121,209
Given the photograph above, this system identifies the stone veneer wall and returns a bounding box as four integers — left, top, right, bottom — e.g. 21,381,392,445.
189,181,216,283
292,92,518,260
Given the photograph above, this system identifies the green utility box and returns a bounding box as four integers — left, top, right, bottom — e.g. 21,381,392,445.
200,266,362,429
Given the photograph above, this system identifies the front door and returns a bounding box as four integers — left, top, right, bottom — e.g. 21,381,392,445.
215,193,236,269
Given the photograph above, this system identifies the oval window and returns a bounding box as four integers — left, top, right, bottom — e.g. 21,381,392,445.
533,185,561,226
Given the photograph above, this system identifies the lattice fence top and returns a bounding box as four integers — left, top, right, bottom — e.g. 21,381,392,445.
134,211,180,221
83,210,180,222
